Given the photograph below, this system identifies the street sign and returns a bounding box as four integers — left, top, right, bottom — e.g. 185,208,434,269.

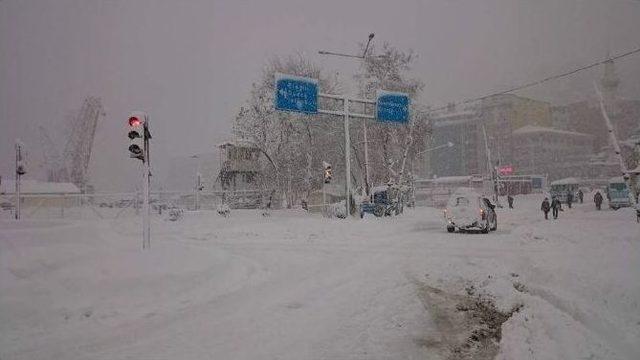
275,73,318,114
376,90,409,124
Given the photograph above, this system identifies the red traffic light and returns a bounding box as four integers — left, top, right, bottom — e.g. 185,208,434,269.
128,116,142,127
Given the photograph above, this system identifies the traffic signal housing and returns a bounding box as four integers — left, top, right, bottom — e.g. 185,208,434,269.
15,141,26,175
127,111,147,161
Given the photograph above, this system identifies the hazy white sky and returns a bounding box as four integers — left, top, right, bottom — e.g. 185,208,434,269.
1,0,639,190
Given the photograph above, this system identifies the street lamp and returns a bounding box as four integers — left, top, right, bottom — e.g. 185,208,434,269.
318,33,382,197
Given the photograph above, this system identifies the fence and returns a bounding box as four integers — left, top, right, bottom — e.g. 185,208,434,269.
0,190,273,220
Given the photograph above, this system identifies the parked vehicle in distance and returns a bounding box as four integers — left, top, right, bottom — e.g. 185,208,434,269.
443,188,497,233
360,184,404,218
549,177,580,203
607,177,631,210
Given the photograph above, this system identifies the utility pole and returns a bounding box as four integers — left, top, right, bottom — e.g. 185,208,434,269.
482,125,500,206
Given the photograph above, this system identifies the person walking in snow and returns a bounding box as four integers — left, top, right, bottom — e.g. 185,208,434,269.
507,194,514,209
551,196,562,219
566,191,573,209
594,191,603,211
577,189,584,204
541,197,551,220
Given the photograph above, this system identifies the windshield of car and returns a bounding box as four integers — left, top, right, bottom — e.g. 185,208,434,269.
453,197,470,206
609,183,626,191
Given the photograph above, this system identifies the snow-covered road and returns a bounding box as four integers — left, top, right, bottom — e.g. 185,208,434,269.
1,195,639,359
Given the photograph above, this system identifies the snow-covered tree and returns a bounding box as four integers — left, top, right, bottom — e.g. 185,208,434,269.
233,54,343,206
353,43,429,187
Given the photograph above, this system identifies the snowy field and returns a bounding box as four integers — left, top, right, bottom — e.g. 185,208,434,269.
1,194,639,360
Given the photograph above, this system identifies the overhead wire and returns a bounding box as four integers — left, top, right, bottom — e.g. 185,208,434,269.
426,46,640,114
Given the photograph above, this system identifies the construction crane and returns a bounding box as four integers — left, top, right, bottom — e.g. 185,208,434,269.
63,97,104,191
37,97,104,190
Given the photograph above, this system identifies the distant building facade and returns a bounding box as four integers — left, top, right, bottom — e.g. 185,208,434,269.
424,60,640,183
427,109,483,177
512,125,594,180
426,94,553,179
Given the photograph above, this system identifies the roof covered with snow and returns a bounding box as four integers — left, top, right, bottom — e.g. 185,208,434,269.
549,177,581,186
0,180,80,194
512,125,592,138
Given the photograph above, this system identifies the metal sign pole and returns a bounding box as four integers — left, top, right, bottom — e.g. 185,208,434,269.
344,96,351,217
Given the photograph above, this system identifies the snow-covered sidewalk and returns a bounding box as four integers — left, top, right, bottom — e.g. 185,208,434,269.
1,195,638,359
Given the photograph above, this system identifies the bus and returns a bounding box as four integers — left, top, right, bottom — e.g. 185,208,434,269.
607,177,631,210
549,177,580,203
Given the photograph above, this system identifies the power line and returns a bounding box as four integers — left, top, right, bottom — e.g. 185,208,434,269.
427,45,640,114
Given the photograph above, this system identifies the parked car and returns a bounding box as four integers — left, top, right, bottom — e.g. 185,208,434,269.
443,188,497,233
360,184,404,218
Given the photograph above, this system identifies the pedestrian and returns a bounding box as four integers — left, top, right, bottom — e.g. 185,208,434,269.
577,189,584,204
594,191,603,211
551,196,562,219
507,194,514,209
541,197,551,220
635,201,640,223
566,191,573,209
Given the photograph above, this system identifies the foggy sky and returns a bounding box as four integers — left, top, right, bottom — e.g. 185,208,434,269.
1,0,639,191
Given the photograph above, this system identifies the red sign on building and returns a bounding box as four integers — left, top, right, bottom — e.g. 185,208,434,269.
498,165,514,176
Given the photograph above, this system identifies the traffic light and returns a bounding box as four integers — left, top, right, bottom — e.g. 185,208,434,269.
15,140,26,175
323,161,332,184
127,111,147,161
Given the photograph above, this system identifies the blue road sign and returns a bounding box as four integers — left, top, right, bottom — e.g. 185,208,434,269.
275,73,318,114
376,90,410,124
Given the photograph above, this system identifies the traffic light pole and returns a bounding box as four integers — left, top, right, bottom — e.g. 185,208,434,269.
142,122,151,250
15,142,21,220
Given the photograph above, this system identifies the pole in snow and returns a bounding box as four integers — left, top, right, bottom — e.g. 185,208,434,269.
344,96,352,217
